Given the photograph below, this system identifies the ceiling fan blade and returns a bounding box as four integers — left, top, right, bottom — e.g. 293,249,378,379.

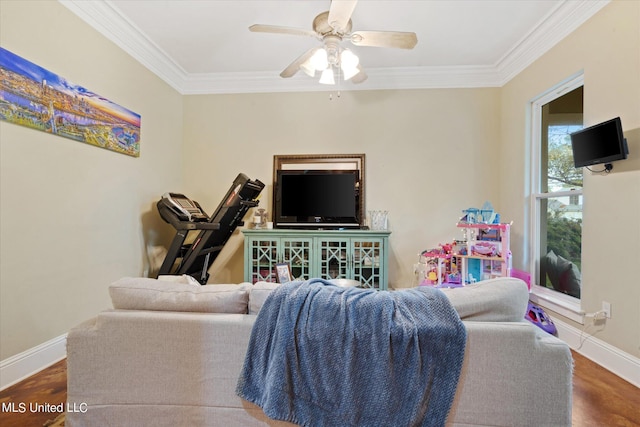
328,0,358,33
350,31,418,49
351,65,367,84
249,24,317,38
280,47,319,78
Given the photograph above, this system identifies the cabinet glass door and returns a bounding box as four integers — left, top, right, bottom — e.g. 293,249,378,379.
249,238,278,283
282,238,312,281
352,239,383,289
317,239,349,280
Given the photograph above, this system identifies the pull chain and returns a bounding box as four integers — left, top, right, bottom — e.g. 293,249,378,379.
329,66,342,100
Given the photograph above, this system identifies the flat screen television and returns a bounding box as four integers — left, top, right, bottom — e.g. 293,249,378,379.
274,169,361,229
570,117,628,168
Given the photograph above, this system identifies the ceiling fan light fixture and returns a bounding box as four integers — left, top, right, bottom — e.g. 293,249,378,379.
326,47,339,66
251,2,415,87
341,49,359,68
340,49,360,80
342,64,360,81
310,48,329,71
319,68,335,85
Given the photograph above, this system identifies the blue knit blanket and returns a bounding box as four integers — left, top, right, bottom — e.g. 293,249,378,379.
236,279,466,427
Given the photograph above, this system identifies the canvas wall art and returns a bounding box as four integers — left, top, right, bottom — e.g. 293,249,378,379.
0,47,141,157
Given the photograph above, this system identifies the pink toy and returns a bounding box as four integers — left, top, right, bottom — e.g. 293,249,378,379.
471,241,497,256
510,269,532,291
420,242,464,287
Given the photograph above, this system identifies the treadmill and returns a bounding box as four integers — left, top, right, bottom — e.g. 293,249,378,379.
156,173,264,284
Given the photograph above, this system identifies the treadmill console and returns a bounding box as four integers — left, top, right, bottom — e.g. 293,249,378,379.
160,193,208,222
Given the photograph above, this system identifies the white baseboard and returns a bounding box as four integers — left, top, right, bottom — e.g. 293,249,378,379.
0,334,67,391
553,318,640,388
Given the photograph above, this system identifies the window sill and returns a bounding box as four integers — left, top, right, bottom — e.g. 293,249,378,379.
529,285,584,324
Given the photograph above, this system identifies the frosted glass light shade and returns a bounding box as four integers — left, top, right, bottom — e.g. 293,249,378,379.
341,49,359,69
319,68,335,85
340,49,360,80
310,49,329,71
300,59,316,77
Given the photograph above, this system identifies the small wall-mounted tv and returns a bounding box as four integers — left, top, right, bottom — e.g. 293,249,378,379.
274,169,360,229
570,117,628,168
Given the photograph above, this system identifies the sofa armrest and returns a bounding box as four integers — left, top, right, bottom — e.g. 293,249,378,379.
448,321,572,426
66,310,258,425
440,277,530,322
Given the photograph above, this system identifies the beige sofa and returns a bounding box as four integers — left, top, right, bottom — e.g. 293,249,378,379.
66,277,572,426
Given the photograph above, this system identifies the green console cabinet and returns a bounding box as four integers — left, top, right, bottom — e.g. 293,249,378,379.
243,229,391,290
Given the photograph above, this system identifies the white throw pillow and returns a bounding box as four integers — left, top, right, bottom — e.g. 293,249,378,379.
249,281,281,314
110,277,252,313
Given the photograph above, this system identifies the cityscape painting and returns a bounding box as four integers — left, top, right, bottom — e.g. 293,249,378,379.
0,47,141,157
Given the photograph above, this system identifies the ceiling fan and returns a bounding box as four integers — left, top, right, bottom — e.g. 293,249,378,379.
249,0,418,85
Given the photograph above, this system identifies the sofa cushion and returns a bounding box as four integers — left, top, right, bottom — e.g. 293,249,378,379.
439,277,529,322
249,281,281,314
109,277,252,313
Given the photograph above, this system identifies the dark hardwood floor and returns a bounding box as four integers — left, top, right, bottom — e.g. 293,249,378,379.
0,359,67,427
0,351,638,426
571,351,640,427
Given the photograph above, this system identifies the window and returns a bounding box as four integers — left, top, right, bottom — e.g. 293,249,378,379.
529,74,584,321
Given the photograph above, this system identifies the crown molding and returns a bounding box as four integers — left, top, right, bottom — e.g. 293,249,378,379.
495,0,609,84
59,0,188,93
180,65,502,95
59,0,609,95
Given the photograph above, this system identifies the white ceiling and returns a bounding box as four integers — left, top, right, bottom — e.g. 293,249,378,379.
59,0,608,94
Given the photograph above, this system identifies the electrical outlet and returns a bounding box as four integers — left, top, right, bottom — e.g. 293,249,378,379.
602,301,611,319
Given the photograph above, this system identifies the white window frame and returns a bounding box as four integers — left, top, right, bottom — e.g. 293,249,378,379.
528,72,584,323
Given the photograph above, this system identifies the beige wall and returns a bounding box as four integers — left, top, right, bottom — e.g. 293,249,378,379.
182,89,501,286
1,0,638,364
0,1,184,359
500,0,640,357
